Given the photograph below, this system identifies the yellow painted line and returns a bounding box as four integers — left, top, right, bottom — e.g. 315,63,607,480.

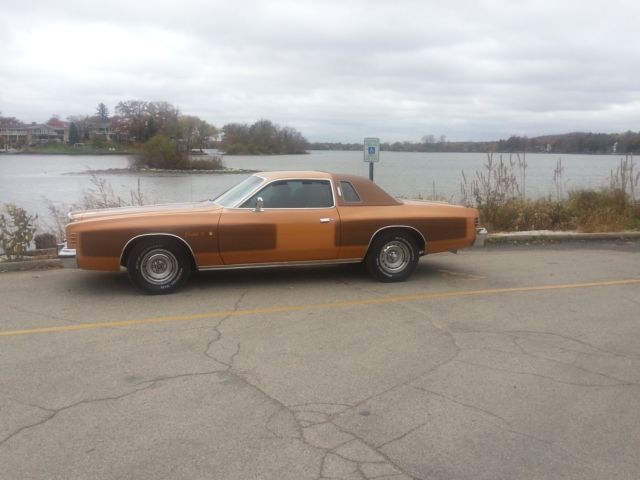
1,278,639,338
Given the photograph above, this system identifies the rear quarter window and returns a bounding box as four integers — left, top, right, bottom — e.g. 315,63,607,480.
339,181,361,203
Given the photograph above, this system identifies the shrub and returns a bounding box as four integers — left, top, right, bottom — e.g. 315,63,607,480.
0,204,37,260
480,198,573,232
80,173,127,209
44,199,70,242
91,134,107,149
130,134,225,170
132,134,188,170
34,232,57,249
566,189,630,232
187,156,224,170
628,204,640,230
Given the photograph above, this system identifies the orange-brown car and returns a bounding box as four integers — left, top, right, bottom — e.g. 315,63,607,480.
65,171,485,294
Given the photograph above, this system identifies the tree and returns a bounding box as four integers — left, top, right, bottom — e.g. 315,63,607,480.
249,119,278,153
46,116,66,128
115,100,182,143
221,123,251,154
0,115,22,127
69,122,79,144
279,126,308,154
178,115,217,152
67,115,92,141
220,120,307,155
147,101,180,138
115,100,150,142
96,103,109,121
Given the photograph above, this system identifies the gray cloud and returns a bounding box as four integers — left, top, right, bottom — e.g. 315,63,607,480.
1,0,640,142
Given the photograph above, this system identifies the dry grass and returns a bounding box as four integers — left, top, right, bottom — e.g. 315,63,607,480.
43,174,147,241
462,153,640,232
187,156,224,170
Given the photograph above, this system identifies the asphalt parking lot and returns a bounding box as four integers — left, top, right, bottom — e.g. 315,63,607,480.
1,241,640,480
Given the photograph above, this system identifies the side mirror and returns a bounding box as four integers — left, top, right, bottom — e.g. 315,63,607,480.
254,197,264,212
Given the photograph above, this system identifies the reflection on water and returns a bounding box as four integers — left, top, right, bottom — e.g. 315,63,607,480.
0,150,625,221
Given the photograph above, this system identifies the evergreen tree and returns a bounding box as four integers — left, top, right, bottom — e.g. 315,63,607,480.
69,122,79,144
96,103,109,121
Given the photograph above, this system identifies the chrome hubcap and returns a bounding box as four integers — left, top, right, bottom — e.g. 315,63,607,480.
140,249,178,285
379,241,410,274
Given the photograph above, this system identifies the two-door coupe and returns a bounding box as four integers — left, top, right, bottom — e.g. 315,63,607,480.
65,171,483,294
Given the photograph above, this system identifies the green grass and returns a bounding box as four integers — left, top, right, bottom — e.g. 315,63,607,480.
18,143,138,155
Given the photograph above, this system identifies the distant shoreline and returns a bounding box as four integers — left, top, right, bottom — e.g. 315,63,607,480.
63,167,259,176
1,149,626,156
0,151,136,156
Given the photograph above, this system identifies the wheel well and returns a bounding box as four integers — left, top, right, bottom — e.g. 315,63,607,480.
120,234,197,270
366,227,426,256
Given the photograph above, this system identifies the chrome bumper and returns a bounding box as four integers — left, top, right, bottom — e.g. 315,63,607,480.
474,227,488,247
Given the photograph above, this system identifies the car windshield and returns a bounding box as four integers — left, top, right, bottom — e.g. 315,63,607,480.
211,175,264,207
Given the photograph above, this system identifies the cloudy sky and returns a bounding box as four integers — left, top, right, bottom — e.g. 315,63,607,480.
1,0,639,142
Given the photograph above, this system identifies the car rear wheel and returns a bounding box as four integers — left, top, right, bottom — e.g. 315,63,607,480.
365,231,419,282
126,239,191,294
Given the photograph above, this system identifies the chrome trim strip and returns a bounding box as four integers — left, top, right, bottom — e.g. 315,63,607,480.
365,225,428,255
119,233,198,267
199,258,362,271
229,206,337,211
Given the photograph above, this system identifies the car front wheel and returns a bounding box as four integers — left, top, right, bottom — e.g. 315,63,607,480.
126,239,191,294
365,231,419,282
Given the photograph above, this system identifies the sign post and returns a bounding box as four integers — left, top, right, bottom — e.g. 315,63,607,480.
363,137,380,181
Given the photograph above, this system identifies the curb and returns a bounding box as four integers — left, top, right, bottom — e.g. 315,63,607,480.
0,258,64,272
486,231,640,244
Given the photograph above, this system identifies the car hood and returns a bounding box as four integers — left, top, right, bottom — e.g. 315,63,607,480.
68,202,222,222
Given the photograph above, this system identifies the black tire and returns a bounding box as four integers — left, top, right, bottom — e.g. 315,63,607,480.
365,231,419,282
126,239,191,294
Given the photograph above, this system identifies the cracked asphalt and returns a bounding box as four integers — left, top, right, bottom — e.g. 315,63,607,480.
1,240,640,480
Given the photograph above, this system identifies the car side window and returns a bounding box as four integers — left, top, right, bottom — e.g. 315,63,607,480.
240,180,333,209
339,181,361,203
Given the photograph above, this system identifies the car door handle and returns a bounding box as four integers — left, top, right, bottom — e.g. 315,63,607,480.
319,218,334,223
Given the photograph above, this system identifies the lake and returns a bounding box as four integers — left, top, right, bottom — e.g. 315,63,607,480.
0,150,629,222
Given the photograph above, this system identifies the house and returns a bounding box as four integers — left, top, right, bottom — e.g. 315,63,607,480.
46,118,70,143
0,120,69,146
86,119,113,141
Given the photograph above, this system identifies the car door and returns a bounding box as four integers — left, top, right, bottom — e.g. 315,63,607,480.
217,179,340,265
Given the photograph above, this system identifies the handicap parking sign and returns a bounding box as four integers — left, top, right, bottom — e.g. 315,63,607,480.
364,138,380,163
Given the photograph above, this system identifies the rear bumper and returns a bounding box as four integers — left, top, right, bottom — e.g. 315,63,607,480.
57,242,77,258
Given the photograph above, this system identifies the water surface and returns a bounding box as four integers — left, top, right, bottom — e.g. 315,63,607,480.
0,150,626,222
